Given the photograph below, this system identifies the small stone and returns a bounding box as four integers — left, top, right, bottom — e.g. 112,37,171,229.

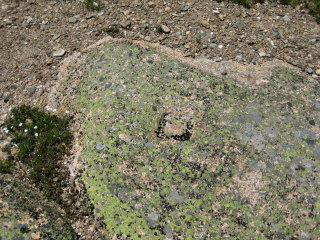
259,50,266,57
221,69,227,75
306,68,313,74
147,1,156,8
147,212,159,228
0,150,9,161
160,25,170,33
312,74,318,79
3,18,13,25
200,20,210,29
95,142,105,153
164,225,173,239
218,14,225,21
27,87,36,94
272,29,281,39
119,133,130,142
283,15,291,23
169,190,185,204
181,6,189,11
68,17,78,23
315,69,320,75
52,34,61,40
52,49,66,57
26,16,33,24
234,10,241,17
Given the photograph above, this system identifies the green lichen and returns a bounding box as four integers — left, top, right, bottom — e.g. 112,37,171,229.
72,42,319,239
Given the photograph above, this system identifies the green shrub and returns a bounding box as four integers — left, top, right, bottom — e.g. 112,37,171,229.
85,0,101,11
2,105,72,202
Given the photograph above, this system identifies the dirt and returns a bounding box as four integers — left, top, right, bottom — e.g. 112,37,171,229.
0,0,319,239
0,0,319,117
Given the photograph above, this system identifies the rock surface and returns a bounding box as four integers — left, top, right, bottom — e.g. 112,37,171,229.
50,40,320,239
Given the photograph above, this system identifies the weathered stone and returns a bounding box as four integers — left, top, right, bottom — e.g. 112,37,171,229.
53,41,319,239
52,49,66,57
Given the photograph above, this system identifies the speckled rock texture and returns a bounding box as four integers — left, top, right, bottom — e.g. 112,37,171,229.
0,174,76,240
50,40,319,239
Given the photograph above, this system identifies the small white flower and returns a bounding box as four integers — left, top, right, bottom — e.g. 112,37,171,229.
34,126,38,129
35,133,38,137
65,111,70,114
19,123,22,127
24,129,28,133
11,126,13,129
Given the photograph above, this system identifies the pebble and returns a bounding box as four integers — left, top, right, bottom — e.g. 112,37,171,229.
306,68,313,74
200,20,210,29
52,49,66,57
0,150,9,162
163,225,173,239
3,18,13,25
27,87,36,94
26,16,33,24
283,15,291,23
68,17,78,23
218,14,225,21
160,25,170,33
147,1,156,8
95,142,105,153
259,50,266,57
234,10,241,17
181,6,189,12
147,212,159,228
315,69,320,76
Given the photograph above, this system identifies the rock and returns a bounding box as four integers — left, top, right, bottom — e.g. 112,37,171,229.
200,20,210,29
234,10,241,17
221,68,228,75
95,142,105,153
306,68,313,74
259,50,266,57
68,17,78,23
272,29,281,39
181,6,189,11
147,1,156,8
52,49,66,57
0,150,9,161
163,225,173,239
169,190,185,204
315,69,320,76
218,14,225,21
26,16,33,24
27,87,36,94
147,212,159,228
3,18,13,25
0,140,11,151
52,34,61,40
160,25,170,33
283,15,291,23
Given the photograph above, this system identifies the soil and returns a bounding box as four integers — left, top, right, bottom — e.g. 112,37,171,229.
0,0,319,239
